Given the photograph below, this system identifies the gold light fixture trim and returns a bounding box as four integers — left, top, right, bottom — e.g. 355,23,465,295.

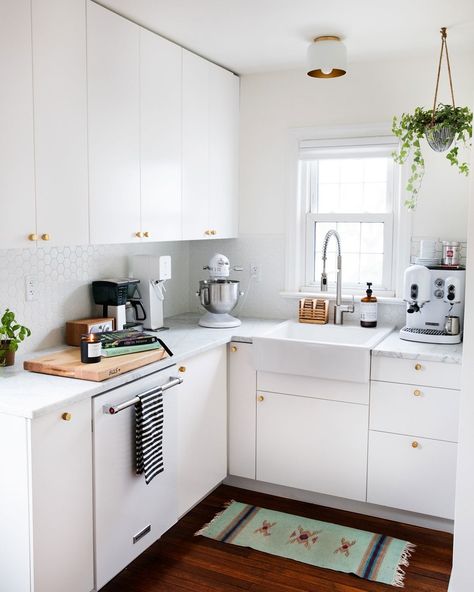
307,35,347,78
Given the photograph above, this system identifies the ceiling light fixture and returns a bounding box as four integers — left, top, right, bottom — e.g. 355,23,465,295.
307,35,347,78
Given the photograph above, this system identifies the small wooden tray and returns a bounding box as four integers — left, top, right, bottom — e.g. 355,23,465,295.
299,298,329,324
24,347,169,382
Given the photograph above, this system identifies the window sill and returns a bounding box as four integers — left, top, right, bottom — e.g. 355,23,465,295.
280,290,405,305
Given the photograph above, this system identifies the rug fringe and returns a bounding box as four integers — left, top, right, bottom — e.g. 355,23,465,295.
392,542,417,587
194,499,235,537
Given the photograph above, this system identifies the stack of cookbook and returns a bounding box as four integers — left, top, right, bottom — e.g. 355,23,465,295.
99,329,164,358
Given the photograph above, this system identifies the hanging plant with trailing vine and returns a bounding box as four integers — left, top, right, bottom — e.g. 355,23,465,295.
392,28,473,210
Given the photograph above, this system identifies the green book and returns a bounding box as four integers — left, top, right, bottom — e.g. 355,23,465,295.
101,342,163,358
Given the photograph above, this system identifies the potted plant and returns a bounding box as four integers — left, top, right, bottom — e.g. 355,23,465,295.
0,309,31,367
392,104,472,209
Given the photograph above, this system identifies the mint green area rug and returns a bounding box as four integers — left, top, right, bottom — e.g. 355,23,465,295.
196,501,415,587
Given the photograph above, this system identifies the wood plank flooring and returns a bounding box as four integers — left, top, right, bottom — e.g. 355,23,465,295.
102,485,453,592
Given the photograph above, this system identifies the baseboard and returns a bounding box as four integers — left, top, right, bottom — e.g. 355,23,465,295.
224,475,454,533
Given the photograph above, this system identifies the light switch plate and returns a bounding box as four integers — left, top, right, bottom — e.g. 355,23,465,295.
25,275,38,301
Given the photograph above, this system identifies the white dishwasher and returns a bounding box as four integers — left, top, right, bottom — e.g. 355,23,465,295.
92,364,182,590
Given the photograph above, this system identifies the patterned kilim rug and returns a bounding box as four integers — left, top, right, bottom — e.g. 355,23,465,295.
196,501,416,587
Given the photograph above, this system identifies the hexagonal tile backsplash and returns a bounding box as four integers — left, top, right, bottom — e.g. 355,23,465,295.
0,241,190,354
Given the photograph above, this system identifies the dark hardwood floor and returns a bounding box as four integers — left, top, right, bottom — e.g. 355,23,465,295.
102,485,453,592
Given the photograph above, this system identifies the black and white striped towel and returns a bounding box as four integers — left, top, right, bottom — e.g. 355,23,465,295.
135,387,164,485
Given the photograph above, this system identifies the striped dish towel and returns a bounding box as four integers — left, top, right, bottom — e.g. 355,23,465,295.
135,387,164,485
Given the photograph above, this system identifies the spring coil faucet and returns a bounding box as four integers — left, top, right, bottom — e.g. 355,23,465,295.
320,229,354,325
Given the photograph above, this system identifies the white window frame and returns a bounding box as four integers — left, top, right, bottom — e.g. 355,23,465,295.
285,123,412,299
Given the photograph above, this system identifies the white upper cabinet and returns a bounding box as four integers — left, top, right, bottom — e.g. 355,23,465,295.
0,0,36,249
31,0,89,247
140,29,182,242
182,50,211,240
87,1,141,244
182,51,239,240
209,63,239,239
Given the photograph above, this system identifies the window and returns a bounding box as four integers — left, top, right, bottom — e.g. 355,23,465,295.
300,136,399,294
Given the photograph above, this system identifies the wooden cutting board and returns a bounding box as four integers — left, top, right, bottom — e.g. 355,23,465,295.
24,347,169,382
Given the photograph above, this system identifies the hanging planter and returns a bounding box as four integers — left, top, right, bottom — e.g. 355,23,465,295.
392,28,472,210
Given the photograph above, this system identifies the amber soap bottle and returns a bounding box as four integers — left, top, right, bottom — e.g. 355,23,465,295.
360,282,378,328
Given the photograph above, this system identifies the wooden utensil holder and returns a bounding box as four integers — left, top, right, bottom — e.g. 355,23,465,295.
298,298,329,324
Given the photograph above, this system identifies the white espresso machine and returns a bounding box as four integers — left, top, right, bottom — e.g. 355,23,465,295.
129,255,171,331
400,264,465,344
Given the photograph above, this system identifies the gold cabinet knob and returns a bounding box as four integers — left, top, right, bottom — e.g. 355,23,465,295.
413,389,421,396
41,233,50,241
411,441,419,448
28,233,38,241
204,230,211,236
257,395,265,402
414,363,422,371
62,412,72,421
231,345,238,352
178,366,186,373
136,231,144,238
210,230,217,235
143,231,151,238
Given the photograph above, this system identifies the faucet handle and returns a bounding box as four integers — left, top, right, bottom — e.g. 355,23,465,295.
348,295,355,312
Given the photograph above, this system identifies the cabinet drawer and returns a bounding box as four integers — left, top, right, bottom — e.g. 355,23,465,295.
257,371,368,405
367,431,457,519
370,381,460,442
371,356,461,390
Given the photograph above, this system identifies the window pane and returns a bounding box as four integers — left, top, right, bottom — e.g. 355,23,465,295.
318,160,340,183
360,254,383,286
361,223,384,253
364,158,387,183
340,159,364,183
318,184,339,212
340,183,363,212
363,182,387,212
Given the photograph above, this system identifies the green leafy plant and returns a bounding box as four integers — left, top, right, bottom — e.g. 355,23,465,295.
0,308,31,359
392,104,472,209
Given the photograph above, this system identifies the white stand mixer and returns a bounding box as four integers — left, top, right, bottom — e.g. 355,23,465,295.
197,254,243,328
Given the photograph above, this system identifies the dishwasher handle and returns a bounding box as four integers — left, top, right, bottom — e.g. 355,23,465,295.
106,376,183,415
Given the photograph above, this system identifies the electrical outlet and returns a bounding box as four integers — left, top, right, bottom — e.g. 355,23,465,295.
250,264,261,281
25,275,38,302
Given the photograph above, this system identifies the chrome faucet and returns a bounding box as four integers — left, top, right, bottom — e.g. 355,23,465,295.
320,229,355,325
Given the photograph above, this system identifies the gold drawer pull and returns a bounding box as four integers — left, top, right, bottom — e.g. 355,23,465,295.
231,345,238,352
257,395,265,402
144,231,151,238
204,230,211,236
210,229,217,235
413,389,421,397
62,412,72,421
414,363,422,371
136,231,144,238
178,366,186,373
28,233,38,241
411,441,419,448
41,233,50,241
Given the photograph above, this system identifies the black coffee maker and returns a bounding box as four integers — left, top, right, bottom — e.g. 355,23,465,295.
92,278,142,330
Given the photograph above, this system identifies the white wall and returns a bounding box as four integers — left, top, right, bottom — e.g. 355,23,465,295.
449,118,474,592
239,53,473,239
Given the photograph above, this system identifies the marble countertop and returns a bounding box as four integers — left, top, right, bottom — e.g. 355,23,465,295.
373,330,463,364
1,315,463,419
0,314,282,419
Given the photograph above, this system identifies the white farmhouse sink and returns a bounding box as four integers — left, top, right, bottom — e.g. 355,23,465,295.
253,320,393,383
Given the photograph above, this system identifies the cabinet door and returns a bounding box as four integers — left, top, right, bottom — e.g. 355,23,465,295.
177,346,227,516
229,342,256,479
0,0,36,249
182,50,210,240
87,1,141,244
32,0,89,246
31,399,93,592
257,392,368,501
209,64,239,239
367,431,457,519
140,29,182,242
93,370,178,589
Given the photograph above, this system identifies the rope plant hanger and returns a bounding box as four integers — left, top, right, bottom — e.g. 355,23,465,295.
392,27,472,210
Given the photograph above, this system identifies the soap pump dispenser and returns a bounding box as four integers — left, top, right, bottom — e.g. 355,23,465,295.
360,282,378,328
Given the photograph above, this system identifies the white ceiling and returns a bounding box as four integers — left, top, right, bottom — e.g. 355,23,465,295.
98,0,474,74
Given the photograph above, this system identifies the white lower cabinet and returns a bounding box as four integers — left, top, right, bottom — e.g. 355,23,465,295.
228,342,257,479
367,431,457,519
177,345,228,516
256,392,368,502
0,400,94,592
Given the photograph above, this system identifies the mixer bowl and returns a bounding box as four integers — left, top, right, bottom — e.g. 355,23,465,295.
198,280,241,314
